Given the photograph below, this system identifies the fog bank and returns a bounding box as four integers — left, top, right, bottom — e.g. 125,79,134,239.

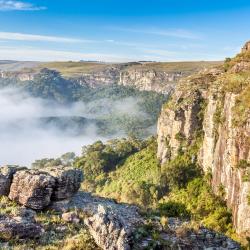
0,88,150,166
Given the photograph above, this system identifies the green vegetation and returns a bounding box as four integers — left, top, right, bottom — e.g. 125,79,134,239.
96,138,161,207
160,177,234,236
73,133,235,240
75,137,161,206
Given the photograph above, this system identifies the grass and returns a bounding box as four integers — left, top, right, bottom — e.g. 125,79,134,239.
37,61,222,78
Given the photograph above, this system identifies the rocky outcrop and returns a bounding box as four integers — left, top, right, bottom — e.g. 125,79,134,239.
241,41,250,53
85,205,133,250
42,166,83,200
119,70,181,94
75,67,179,94
0,165,83,210
50,192,143,250
51,191,240,250
8,169,56,210
157,48,250,236
0,166,26,196
139,218,240,250
199,93,250,236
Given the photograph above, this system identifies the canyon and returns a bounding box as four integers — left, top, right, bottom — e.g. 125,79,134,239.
157,42,250,237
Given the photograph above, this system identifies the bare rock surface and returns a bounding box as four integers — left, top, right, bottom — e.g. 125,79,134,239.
50,192,143,250
8,169,55,210
1,166,83,210
42,166,83,200
0,166,26,196
140,218,240,249
85,205,133,250
50,192,240,250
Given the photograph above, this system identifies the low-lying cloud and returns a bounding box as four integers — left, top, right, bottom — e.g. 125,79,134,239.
0,87,150,167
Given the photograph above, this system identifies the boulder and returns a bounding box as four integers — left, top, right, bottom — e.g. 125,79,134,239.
43,166,83,200
0,215,43,241
85,205,133,250
8,169,55,210
0,166,26,196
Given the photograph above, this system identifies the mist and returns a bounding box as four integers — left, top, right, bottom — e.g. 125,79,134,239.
0,87,151,167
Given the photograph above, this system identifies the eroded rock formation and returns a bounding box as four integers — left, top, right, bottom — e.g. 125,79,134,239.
1,166,83,210
157,47,250,236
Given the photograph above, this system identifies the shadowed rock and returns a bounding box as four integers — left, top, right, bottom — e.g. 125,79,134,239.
42,166,83,201
0,166,27,196
0,215,43,241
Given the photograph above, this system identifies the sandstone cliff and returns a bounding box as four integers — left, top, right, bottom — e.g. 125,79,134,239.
0,61,220,94
157,47,250,237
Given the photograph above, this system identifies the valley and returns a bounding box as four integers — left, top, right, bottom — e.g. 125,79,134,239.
0,45,249,249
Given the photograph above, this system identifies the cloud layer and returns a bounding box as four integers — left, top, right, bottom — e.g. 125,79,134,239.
0,32,83,43
0,0,46,11
0,87,150,166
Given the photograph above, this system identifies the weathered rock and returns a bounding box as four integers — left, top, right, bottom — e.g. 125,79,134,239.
0,215,43,240
138,218,240,250
157,44,250,236
62,211,80,223
84,205,133,250
0,166,26,196
50,192,143,250
43,166,83,200
199,93,250,235
8,169,55,210
241,41,250,53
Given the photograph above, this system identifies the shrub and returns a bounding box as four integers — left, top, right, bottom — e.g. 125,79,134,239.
158,201,190,218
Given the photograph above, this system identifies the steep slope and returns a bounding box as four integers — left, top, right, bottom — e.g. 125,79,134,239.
157,42,250,237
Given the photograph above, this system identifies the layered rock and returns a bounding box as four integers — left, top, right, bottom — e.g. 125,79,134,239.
8,169,55,210
85,205,133,250
0,166,26,196
157,48,250,236
199,93,250,235
42,166,83,200
119,69,180,94
0,165,83,210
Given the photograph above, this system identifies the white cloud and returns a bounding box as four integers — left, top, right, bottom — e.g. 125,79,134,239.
0,32,87,43
109,27,201,40
0,45,139,62
0,0,46,11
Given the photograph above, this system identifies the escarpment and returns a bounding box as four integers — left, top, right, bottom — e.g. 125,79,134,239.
157,45,250,237
0,61,220,94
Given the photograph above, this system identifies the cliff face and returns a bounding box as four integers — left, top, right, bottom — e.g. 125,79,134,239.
199,92,250,235
157,49,250,236
0,62,215,94
119,70,182,94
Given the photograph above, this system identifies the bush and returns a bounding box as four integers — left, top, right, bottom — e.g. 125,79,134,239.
158,201,190,218
162,153,201,190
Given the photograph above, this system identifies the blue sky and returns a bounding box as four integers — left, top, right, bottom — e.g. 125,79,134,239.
0,0,250,62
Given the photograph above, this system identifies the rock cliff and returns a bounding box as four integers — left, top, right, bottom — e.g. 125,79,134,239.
0,61,220,94
157,46,250,237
